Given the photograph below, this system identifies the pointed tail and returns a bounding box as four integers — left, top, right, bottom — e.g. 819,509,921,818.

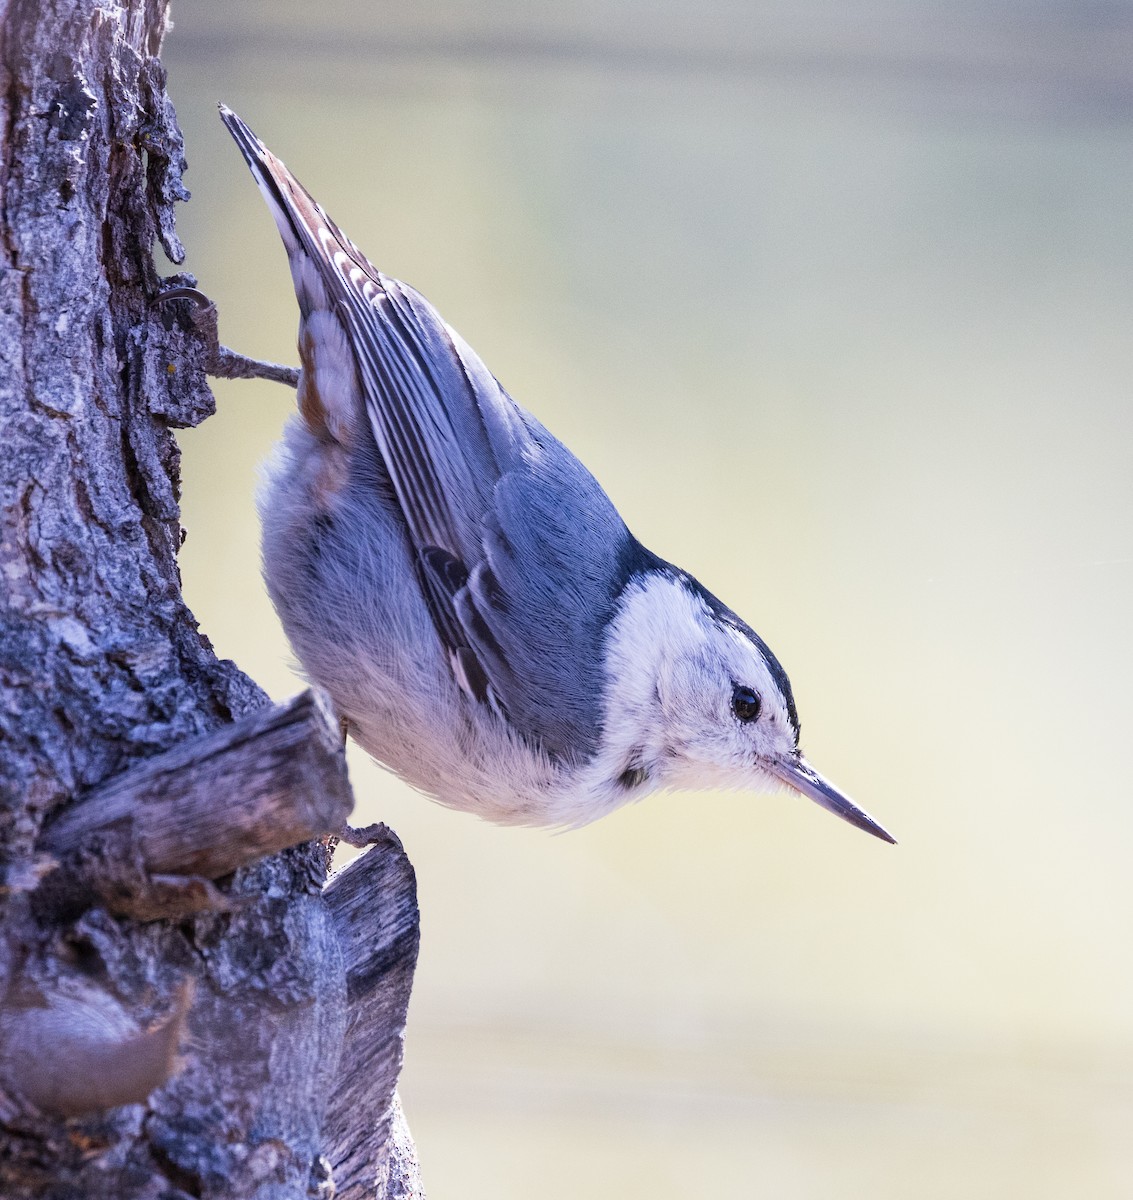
218,104,383,307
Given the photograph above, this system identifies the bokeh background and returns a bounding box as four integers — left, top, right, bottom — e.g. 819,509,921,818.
165,4,1133,1197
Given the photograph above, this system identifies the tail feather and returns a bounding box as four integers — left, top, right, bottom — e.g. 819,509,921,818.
220,104,371,446
219,105,309,259
218,104,382,314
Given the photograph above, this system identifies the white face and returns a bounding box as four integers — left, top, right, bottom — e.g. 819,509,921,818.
600,574,800,794
655,618,800,792
600,572,895,842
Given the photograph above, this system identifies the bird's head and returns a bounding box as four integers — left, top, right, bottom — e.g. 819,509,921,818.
603,569,895,843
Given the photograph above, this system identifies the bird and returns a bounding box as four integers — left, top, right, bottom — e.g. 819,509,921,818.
219,105,894,843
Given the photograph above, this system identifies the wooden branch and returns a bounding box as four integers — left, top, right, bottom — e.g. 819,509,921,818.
324,829,422,1200
38,690,352,916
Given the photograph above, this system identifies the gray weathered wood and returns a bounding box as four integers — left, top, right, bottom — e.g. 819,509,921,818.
325,830,423,1200
41,689,352,888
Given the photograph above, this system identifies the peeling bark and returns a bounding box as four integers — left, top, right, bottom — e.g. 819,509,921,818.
0,2,421,1196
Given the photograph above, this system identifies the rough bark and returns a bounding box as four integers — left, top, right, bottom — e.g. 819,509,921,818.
0,2,421,1197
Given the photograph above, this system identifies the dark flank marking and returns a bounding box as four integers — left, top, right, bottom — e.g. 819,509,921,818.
420,544,469,594
478,564,508,611
617,762,649,790
455,646,491,704
415,548,469,663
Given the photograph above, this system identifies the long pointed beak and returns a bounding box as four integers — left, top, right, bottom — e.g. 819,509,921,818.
770,756,896,844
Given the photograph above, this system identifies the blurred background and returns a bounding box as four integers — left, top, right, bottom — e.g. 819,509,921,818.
165,4,1133,1197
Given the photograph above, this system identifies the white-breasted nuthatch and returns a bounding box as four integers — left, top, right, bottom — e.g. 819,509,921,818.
220,106,894,843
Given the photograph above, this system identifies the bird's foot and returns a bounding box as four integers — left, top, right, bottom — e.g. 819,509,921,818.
335,820,392,849
155,285,299,388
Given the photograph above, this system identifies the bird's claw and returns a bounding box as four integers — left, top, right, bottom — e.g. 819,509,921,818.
335,820,392,849
154,285,299,388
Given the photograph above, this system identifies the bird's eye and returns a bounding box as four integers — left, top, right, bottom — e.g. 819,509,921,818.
731,685,762,723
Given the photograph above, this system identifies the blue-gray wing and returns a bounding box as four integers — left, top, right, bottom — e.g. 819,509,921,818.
350,279,634,763
221,107,631,761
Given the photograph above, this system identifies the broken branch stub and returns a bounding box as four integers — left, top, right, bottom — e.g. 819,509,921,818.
40,690,352,892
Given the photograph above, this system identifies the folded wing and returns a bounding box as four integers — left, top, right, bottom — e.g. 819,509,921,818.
222,107,634,762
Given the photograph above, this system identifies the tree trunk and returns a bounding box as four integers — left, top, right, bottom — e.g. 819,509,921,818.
0,2,422,1196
